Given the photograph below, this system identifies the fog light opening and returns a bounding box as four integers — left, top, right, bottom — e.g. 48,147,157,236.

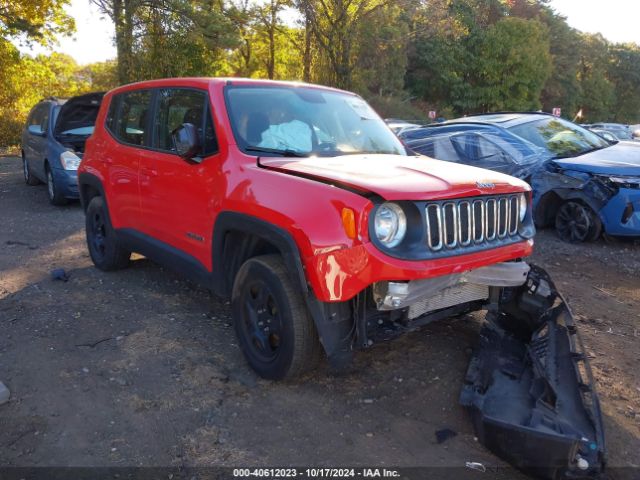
621,202,634,224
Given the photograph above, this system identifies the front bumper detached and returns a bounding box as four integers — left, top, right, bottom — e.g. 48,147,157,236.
460,266,606,479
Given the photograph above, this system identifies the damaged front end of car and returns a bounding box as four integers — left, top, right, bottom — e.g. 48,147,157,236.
461,265,606,479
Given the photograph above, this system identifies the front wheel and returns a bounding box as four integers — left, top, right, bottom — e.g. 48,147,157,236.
555,201,601,243
232,254,321,380
46,166,68,206
85,196,130,271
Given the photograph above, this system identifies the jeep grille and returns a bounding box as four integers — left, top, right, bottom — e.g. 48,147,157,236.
425,195,521,252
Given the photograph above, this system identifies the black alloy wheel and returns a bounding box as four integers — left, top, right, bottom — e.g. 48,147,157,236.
555,201,601,243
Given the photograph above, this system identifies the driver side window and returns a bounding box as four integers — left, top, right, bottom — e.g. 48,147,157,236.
153,88,218,156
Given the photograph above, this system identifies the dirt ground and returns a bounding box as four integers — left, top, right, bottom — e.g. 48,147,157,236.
1,155,639,479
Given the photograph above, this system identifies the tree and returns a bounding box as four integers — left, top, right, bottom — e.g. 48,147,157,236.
576,34,615,121
473,17,551,111
92,0,139,83
93,0,237,84
298,0,397,90
78,60,119,91
608,44,640,123
0,0,74,44
354,2,410,96
255,0,291,79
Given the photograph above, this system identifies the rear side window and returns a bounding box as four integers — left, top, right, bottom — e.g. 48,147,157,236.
107,90,152,146
153,88,218,156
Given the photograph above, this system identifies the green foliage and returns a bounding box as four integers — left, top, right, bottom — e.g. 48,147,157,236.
365,93,427,122
608,44,640,123
353,3,410,96
3,0,640,148
0,0,74,44
473,17,551,111
0,48,114,146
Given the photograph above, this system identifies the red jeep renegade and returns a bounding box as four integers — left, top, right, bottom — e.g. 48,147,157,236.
79,77,536,380
79,78,605,477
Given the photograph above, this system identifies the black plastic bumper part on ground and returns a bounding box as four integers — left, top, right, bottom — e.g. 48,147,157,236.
460,265,606,479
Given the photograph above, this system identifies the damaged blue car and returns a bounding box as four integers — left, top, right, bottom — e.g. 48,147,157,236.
400,113,640,243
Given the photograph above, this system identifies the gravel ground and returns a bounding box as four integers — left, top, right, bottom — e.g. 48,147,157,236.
0,155,639,479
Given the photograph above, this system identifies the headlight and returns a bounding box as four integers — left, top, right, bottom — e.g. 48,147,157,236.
608,176,640,188
518,193,527,221
374,202,407,248
60,151,81,170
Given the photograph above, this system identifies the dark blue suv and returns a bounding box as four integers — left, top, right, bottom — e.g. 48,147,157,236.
21,92,104,205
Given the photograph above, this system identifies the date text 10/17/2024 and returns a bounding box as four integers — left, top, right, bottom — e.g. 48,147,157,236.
232,468,401,478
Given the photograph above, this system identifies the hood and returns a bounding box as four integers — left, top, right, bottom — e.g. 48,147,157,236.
54,92,104,138
259,154,529,201
553,141,640,176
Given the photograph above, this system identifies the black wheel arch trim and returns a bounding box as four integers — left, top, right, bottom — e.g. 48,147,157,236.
212,211,354,366
212,211,308,298
78,172,106,212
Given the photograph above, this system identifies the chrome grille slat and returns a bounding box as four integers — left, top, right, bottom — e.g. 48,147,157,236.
425,195,522,253
498,197,508,238
457,201,472,246
443,202,457,248
426,204,444,251
473,200,485,243
508,196,519,235
485,198,497,241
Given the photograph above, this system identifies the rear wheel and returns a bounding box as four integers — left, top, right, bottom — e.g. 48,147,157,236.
555,201,601,243
232,254,320,380
46,165,68,206
23,154,40,186
85,196,130,271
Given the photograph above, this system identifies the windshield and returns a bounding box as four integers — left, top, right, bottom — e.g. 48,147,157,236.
508,117,610,159
224,86,406,157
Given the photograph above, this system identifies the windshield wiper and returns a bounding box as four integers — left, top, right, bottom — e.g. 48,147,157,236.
245,146,309,157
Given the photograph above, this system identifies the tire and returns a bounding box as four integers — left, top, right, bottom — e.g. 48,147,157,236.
23,154,40,186
555,201,601,243
232,254,321,380
46,165,68,206
85,196,130,271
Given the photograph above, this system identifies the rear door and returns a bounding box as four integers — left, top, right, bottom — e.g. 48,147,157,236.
138,87,221,268
101,89,154,229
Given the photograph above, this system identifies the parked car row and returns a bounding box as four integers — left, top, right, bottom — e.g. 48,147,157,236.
583,122,639,141
398,113,640,242
19,80,605,478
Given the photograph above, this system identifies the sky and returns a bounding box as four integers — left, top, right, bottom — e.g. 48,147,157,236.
551,0,640,45
15,0,640,66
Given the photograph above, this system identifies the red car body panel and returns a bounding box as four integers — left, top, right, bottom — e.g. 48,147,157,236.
80,77,533,303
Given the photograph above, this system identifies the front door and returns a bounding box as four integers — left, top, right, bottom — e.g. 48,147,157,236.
138,87,221,269
24,104,51,179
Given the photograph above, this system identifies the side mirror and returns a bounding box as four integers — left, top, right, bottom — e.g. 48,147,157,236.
28,125,45,136
172,123,201,162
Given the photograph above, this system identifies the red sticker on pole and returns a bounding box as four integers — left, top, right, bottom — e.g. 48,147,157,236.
552,107,561,117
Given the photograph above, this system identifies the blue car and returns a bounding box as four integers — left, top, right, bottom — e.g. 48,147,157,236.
21,92,104,205
400,113,640,242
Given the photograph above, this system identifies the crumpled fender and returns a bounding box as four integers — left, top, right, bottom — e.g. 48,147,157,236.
460,265,606,479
